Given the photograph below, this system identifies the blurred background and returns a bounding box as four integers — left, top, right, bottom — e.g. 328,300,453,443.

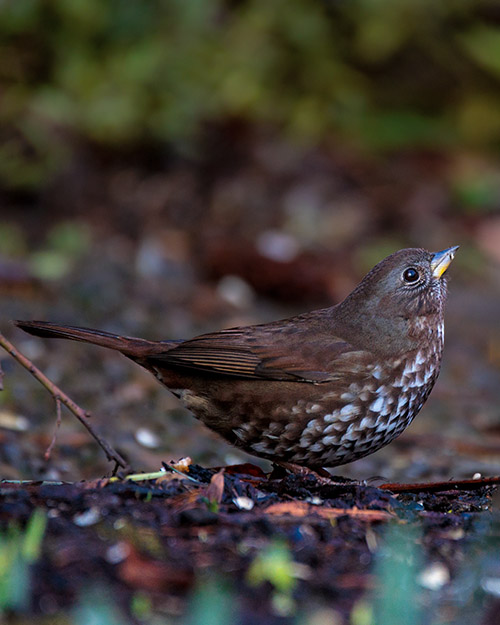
1,0,500,481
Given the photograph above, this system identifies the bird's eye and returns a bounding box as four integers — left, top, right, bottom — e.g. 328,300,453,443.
403,267,420,283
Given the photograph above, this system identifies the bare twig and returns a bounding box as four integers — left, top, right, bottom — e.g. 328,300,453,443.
0,331,129,472
380,475,500,493
44,397,62,461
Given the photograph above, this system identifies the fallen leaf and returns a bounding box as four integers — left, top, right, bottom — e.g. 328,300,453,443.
118,544,193,592
169,457,193,472
205,469,225,505
0,410,29,431
221,463,268,479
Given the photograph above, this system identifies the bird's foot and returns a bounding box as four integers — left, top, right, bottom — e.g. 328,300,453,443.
270,461,351,487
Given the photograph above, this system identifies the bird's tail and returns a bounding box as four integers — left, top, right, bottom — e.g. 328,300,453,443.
15,320,174,357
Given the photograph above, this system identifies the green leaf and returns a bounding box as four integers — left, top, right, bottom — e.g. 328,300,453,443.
459,26,500,77
246,540,296,595
372,523,423,625
73,587,125,625
185,577,236,625
22,508,47,563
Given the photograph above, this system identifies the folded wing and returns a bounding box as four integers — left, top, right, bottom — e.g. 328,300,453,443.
148,324,371,383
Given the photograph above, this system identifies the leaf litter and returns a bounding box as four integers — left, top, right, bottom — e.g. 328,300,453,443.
0,458,497,623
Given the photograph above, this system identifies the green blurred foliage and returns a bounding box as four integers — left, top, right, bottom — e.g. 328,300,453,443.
29,221,92,280
371,523,422,625
246,539,297,594
73,586,125,625
351,522,423,625
0,509,47,614
246,538,298,616
3,0,500,189
184,577,236,625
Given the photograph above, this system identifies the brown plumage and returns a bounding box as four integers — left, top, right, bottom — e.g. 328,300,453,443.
16,246,458,470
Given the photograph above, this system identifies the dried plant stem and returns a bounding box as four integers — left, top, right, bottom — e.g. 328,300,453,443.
44,397,62,461
380,475,500,493
0,331,129,473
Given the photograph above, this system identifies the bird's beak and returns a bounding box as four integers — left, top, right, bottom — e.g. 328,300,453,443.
431,246,459,279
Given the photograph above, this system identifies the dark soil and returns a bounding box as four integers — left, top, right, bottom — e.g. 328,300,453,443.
1,463,498,624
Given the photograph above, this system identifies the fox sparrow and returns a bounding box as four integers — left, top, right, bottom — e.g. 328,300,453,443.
16,246,457,471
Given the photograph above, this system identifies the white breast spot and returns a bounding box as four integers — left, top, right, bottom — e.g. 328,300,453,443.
341,392,356,402
438,322,444,341
306,403,322,414
339,404,359,421
345,428,360,442
359,416,376,429
403,361,417,375
424,367,435,384
392,378,402,388
397,395,408,411
415,351,426,365
369,396,385,413
384,421,398,434
322,435,338,446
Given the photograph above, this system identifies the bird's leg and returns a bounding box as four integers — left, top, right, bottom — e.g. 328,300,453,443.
271,461,338,484
270,462,364,490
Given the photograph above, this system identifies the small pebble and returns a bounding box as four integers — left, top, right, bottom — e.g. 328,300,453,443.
0,411,29,431
217,275,254,308
304,496,323,506
135,427,161,449
233,496,254,510
106,541,130,564
417,562,450,590
482,577,500,597
257,230,300,262
73,507,101,527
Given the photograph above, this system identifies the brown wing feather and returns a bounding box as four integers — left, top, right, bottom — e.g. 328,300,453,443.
148,324,368,383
